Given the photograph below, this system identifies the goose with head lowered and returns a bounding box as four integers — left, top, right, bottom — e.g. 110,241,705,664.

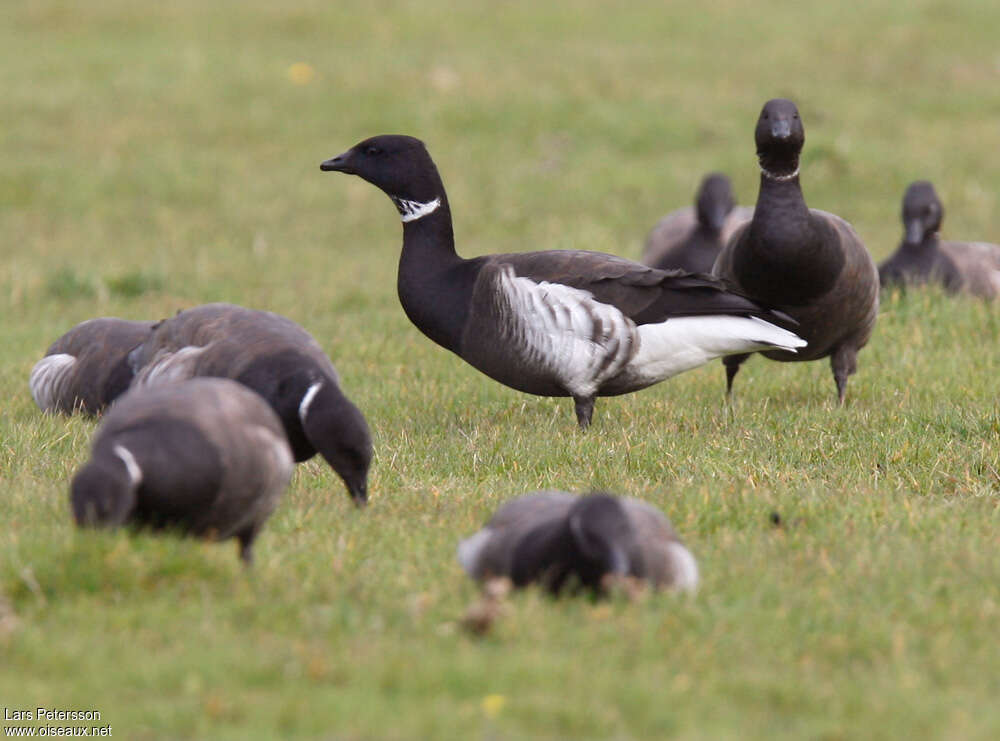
30,317,155,416
128,303,372,506
879,180,1000,300
712,99,879,404
458,491,698,595
71,377,294,564
321,135,805,428
642,172,753,274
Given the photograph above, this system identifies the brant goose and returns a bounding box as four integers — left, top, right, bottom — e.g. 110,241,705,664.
712,99,879,403
71,377,294,564
129,303,372,505
321,135,805,428
642,173,753,274
30,317,155,416
457,491,698,595
879,181,1000,299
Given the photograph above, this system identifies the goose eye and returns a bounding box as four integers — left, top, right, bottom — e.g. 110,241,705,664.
365,145,381,156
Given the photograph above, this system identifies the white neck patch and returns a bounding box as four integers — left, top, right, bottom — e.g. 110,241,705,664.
113,444,143,487
761,166,800,182
299,382,323,424
391,196,441,223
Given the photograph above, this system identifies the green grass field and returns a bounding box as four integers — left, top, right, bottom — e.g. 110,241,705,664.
2,1,999,738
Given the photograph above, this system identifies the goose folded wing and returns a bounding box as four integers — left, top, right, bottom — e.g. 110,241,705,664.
487,250,792,326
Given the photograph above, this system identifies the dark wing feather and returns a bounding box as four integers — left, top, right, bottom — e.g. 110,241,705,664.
480,250,791,327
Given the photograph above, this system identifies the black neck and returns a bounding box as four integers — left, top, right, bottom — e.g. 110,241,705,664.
736,173,842,304
394,190,479,353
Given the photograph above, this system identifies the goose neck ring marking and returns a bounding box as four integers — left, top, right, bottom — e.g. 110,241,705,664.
760,166,800,182
113,444,143,486
391,196,441,223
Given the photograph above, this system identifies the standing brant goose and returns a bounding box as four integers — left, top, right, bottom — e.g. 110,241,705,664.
712,99,879,403
879,181,1000,299
128,303,372,505
457,491,698,595
321,135,805,428
71,377,294,564
30,318,154,416
642,172,753,274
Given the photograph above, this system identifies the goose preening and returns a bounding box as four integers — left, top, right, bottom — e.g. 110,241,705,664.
712,99,879,403
29,318,154,415
321,135,805,428
128,303,372,505
71,377,294,564
878,181,1000,299
457,491,698,595
642,172,754,274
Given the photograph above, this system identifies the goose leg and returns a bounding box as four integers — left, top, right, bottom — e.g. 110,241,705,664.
723,353,751,397
236,525,258,566
830,345,857,405
572,395,595,429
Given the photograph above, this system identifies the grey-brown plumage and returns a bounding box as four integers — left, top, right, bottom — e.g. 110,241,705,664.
712,99,879,403
879,181,1000,299
70,377,294,563
29,318,154,415
642,173,754,274
457,491,698,595
128,303,372,505
321,135,806,428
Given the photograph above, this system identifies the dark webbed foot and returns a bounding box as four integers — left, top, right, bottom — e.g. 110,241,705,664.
573,396,595,429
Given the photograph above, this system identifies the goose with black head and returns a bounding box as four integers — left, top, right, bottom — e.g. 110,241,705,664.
321,135,806,428
879,181,1000,299
712,99,879,403
71,377,294,564
128,303,372,506
643,172,753,274
457,491,698,595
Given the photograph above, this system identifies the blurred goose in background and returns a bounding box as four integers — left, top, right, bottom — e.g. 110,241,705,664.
29,318,154,416
642,172,753,274
129,303,372,505
321,135,805,429
712,99,879,404
878,181,1000,299
457,491,698,595
71,377,294,564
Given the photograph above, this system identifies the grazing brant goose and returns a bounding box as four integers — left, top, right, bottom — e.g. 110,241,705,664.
71,377,294,564
29,318,154,416
321,135,805,428
642,173,754,274
457,491,698,595
128,303,372,505
879,181,1000,299
712,99,879,403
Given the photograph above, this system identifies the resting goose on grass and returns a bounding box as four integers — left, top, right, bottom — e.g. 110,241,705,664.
712,99,879,404
128,303,372,505
321,135,805,428
458,491,698,595
29,317,154,416
642,172,754,274
879,181,1000,300
71,377,294,564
